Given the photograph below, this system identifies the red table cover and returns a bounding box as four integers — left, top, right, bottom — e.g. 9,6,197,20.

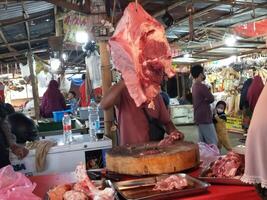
29,170,260,200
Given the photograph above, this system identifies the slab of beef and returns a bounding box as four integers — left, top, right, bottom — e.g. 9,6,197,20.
208,151,245,178
153,175,188,191
158,132,183,146
109,2,175,107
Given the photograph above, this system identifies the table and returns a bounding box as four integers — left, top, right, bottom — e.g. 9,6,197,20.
29,171,261,200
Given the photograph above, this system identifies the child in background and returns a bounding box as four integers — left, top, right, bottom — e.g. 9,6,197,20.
67,91,78,114
213,101,232,151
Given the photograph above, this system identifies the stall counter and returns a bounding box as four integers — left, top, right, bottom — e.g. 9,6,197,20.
29,169,260,200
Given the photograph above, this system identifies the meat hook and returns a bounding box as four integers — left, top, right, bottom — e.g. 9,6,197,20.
135,0,138,12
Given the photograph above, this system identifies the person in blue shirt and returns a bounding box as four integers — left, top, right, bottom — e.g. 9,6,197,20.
67,91,78,114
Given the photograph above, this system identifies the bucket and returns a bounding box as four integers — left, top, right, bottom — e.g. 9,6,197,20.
53,109,71,122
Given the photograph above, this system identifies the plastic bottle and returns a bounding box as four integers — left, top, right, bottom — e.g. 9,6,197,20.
62,113,73,144
88,99,100,138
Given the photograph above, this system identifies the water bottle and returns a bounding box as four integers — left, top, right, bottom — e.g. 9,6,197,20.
88,99,100,138
62,113,73,144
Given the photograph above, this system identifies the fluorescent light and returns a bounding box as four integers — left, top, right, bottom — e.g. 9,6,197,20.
224,35,237,46
183,53,192,58
50,58,61,72
76,31,89,44
62,53,67,61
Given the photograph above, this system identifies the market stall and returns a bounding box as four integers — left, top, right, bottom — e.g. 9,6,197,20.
1,0,267,200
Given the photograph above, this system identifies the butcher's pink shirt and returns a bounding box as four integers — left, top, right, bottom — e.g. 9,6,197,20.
116,88,170,145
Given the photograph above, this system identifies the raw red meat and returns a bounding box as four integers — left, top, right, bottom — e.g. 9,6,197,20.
208,152,244,178
158,132,183,146
74,164,114,200
153,175,188,191
109,2,175,107
63,190,89,200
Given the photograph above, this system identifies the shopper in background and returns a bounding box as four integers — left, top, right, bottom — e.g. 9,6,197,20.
0,104,28,168
40,80,66,118
213,101,232,151
67,91,78,114
79,74,90,107
191,64,218,145
239,78,253,132
247,75,264,112
241,84,267,199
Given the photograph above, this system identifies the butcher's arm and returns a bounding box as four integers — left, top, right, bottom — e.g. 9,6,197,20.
100,80,125,110
165,121,184,140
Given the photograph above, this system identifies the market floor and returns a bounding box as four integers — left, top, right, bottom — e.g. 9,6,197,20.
177,125,244,155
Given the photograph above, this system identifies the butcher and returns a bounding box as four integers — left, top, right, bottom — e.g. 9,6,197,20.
100,80,183,145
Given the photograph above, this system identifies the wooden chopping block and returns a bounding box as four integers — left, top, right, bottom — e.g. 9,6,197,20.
106,141,199,175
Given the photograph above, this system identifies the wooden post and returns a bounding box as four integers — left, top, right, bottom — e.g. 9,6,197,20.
28,52,40,119
176,73,180,97
99,41,113,139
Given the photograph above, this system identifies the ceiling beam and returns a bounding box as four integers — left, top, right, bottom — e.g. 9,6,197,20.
21,2,32,50
191,0,267,9
0,12,53,27
153,0,188,18
43,0,91,14
0,29,20,62
0,49,47,59
175,4,219,26
0,37,49,48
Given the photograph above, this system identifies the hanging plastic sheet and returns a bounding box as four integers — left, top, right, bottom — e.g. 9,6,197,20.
85,50,102,89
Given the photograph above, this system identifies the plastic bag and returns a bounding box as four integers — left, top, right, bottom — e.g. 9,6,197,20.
198,142,220,168
0,165,40,200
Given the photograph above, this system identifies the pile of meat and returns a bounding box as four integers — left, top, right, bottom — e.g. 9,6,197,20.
158,132,183,146
206,151,245,178
153,175,188,191
109,2,175,108
48,164,114,200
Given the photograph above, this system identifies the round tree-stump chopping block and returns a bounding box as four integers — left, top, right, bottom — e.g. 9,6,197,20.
106,141,199,175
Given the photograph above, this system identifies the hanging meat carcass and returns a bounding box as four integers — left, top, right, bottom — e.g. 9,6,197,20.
109,3,175,107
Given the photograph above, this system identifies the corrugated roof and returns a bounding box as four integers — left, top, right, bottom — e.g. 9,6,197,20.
0,1,54,20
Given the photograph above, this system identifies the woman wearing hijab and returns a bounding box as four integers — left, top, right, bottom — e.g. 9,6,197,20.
40,80,66,118
247,75,264,112
241,84,267,199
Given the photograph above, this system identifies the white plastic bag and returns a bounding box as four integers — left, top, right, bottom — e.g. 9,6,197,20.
198,142,220,168
86,51,102,89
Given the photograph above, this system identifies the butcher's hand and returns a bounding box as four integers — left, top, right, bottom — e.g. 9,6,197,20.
169,130,184,141
10,144,29,160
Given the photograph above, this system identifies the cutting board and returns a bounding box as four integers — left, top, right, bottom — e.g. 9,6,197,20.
106,141,199,175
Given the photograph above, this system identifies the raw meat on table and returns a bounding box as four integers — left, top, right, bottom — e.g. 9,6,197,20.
153,175,188,191
158,132,183,146
207,151,244,178
109,2,175,107
48,164,114,200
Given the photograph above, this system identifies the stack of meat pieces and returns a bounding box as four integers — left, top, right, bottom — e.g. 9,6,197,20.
48,164,114,200
109,2,175,108
207,151,245,178
153,175,188,191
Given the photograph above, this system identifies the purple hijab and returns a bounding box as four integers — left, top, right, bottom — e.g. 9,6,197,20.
40,80,66,118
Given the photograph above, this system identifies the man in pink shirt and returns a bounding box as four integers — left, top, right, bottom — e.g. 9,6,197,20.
100,80,183,145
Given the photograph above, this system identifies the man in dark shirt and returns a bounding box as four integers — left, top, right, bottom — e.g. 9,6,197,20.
191,65,218,145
